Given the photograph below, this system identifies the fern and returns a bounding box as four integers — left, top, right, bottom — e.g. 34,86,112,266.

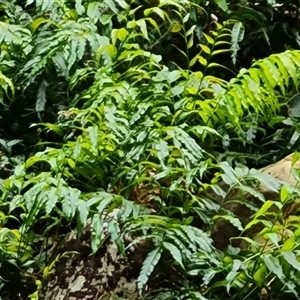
202,50,300,130
190,20,236,86
22,18,110,89
3,0,300,299
138,246,163,291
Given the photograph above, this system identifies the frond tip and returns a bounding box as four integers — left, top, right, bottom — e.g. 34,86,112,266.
137,246,163,291
207,50,300,127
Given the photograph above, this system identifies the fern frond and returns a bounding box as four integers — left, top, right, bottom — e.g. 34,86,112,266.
203,50,300,128
166,231,193,257
137,246,163,291
190,20,234,75
182,226,214,253
162,241,184,268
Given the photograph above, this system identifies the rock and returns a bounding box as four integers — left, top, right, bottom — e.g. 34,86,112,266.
259,153,300,195
39,210,147,300
261,153,300,183
212,153,300,250
39,153,300,298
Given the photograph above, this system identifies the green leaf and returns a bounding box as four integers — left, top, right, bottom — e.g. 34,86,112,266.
45,187,58,215
288,93,300,117
280,186,289,203
203,33,214,44
171,23,182,32
91,215,103,253
108,220,124,252
75,1,85,14
115,0,130,10
266,232,279,247
136,19,149,40
144,7,166,21
186,25,196,37
155,139,169,165
234,236,262,249
40,123,63,135
231,22,244,65
219,162,239,185
235,185,265,202
211,49,231,56
199,44,211,55
111,28,129,45
144,17,161,35
183,13,190,23
94,193,114,215
0,71,14,102
212,0,228,12
36,79,48,119
207,62,235,74
62,188,79,218
244,219,272,232
187,35,194,49
137,246,163,290
76,36,87,60
104,0,119,13
253,172,281,193
88,126,98,152
253,265,267,288
282,251,300,272
292,152,300,167
210,184,226,198
282,237,295,251
225,259,242,293
213,215,243,231
262,254,284,280
198,56,208,66
77,200,88,228
25,156,47,169
163,241,184,268
52,53,68,78
29,17,55,34
254,200,282,219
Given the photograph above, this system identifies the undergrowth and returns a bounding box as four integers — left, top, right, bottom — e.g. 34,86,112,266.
1,0,300,299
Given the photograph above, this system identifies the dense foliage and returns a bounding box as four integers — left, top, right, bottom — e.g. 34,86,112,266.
2,0,300,299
